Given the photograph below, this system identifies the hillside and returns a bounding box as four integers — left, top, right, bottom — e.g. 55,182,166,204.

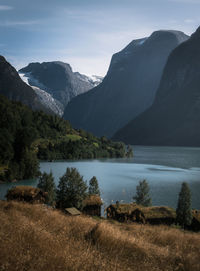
64,30,188,137
0,56,52,114
0,95,126,182
113,26,200,146
0,201,199,271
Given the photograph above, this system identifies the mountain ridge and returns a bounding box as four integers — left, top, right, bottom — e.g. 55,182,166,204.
113,27,200,146
0,56,53,114
19,61,103,112
64,30,189,137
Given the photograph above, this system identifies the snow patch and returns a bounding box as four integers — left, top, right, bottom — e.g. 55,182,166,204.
19,72,64,116
19,72,30,85
32,87,64,116
75,72,103,87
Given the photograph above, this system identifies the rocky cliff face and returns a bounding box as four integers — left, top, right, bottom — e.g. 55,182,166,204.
64,30,188,137
0,56,52,113
19,62,103,110
113,27,200,147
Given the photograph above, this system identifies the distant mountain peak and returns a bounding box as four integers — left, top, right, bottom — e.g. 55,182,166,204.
19,61,103,115
113,26,200,146
147,30,189,44
64,29,189,137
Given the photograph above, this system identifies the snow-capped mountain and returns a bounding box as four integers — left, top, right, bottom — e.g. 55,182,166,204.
19,62,103,116
19,72,64,116
32,86,64,116
74,72,103,87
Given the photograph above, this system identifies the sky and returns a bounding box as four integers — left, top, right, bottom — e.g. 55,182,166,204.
0,0,200,76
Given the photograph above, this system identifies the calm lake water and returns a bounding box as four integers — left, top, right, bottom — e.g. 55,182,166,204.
1,146,200,210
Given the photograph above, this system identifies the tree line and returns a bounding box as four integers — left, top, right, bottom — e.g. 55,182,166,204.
37,168,193,229
133,179,193,229
0,95,127,182
37,168,100,210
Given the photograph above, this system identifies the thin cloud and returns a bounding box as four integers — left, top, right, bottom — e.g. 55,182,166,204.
0,20,41,27
184,19,195,24
0,5,13,11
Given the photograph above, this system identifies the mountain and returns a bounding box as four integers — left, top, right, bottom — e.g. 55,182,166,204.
113,27,200,147
18,72,64,116
63,30,189,137
31,86,64,116
0,56,53,113
19,62,103,111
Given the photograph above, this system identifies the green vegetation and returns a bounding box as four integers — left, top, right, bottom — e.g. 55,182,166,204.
0,95,126,182
93,142,99,148
88,176,100,196
37,172,56,206
133,179,152,207
126,145,133,158
66,134,82,141
56,167,88,210
176,182,192,228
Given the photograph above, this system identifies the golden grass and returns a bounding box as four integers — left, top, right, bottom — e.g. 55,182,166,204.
110,203,176,219
83,195,103,206
5,186,46,204
6,186,41,196
0,200,200,271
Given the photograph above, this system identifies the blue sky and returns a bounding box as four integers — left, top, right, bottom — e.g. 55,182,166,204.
0,0,199,76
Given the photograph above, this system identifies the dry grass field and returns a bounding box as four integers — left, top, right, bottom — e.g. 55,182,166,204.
0,200,200,271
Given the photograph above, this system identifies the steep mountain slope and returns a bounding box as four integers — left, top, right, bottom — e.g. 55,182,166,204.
19,72,64,116
0,56,52,113
19,62,103,109
31,86,64,116
113,27,200,147
64,30,188,137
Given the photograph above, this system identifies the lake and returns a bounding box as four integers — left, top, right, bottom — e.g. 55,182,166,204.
1,146,200,210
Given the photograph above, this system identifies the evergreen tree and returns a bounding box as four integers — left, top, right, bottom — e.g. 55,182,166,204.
56,167,88,209
21,149,39,179
37,171,56,206
89,176,100,195
126,145,133,158
133,180,152,206
176,182,192,228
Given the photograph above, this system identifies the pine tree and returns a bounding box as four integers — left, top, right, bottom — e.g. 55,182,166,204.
56,167,88,209
37,171,56,206
89,176,100,195
133,180,152,206
126,145,133,158
176,182,192,228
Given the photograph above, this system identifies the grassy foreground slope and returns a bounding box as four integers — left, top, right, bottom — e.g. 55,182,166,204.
0,201,199,271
